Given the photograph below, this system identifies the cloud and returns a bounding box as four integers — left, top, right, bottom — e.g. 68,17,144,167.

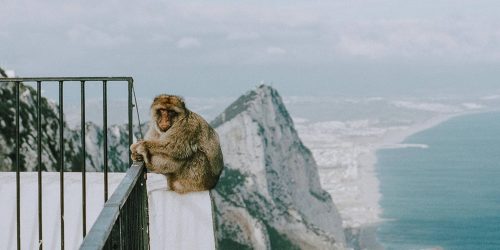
335,35,387,58
67,25,129,47
333,18,500,61
0,31,9,38
481,95,500,100
176,37,201,49
150,33,173,43
266,46,286,55
226,32,260,41
3,0,500,97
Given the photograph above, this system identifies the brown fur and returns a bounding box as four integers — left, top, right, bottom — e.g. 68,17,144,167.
130,94,223,194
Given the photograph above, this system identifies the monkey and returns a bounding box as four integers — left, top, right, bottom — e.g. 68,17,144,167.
130,94,223,194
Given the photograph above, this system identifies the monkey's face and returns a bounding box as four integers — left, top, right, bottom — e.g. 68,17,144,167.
151,95,186,133
156,108,177,132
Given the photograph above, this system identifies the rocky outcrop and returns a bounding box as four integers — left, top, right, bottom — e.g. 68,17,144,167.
211,85,346,249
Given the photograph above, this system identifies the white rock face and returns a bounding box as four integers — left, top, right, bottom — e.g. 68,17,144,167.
211,85,346,249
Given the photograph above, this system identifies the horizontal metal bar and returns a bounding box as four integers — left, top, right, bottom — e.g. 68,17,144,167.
104,162,144,209
0,77,133,82
79,207,120,249
80,162,144,250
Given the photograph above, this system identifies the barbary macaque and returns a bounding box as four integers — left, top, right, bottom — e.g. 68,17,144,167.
130,95,223,194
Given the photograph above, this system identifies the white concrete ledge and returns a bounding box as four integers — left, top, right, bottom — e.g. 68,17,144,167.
147,173,216,250
0,172,216,250
0,172,125,250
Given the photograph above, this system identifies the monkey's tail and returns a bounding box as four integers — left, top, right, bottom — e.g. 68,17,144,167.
132,83,144,139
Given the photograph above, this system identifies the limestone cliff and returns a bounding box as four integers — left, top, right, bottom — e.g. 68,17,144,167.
211,85,346,249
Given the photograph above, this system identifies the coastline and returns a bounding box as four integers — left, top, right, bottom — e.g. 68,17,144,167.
295,106,500,249
295,112,469,249
378,113,465,148
357,113,462,225
359,110,490,249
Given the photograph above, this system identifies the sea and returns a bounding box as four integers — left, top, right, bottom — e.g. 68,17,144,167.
376,112,500,250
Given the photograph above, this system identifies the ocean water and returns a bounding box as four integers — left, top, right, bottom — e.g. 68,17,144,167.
376,112,500,250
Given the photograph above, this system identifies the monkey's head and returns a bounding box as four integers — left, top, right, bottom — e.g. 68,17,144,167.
151,94,187,132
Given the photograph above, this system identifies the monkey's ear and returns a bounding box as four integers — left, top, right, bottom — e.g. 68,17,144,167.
170,97,186,114
178,96,186,109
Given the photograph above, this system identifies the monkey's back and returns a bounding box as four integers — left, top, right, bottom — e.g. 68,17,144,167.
191,112,224,177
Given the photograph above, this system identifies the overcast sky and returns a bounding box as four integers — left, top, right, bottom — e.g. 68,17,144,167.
2,0,500,100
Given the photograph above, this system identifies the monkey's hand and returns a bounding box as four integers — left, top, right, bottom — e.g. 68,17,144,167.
131,152,144,162
130,140,147,163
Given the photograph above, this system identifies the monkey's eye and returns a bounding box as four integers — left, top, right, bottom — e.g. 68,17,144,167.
168,110,177,117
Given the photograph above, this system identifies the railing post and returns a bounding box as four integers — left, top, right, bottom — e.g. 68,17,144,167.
81,80,87,237
15,81,21,250
103,80,108,202
128,79,133,168
59,80,65,250
37,81,43,250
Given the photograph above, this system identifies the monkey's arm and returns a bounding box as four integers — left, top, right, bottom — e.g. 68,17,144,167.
131,140,185,174
145,118,201,160
130,141,144,162
145,139,197,159
131,116,200,173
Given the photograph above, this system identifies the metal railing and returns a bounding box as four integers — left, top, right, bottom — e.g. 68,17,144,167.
0,77,149,250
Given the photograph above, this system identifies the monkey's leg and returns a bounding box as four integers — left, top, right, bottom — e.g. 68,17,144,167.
170,152,216,194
